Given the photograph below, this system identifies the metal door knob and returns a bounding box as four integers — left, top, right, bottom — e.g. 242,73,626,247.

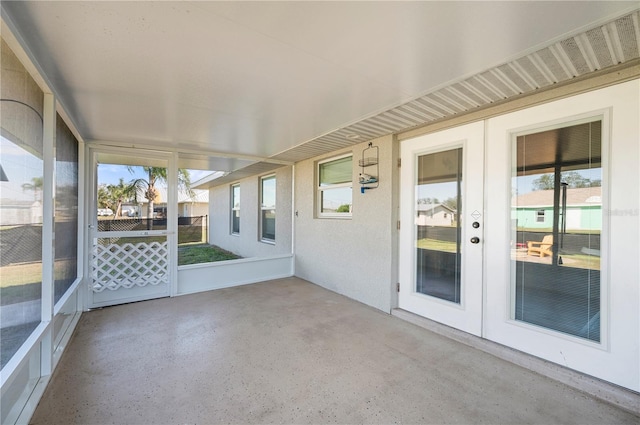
470,236,480,244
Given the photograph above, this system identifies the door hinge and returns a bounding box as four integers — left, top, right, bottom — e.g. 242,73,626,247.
397,220,400,230
397,158,401,168
396,282,400,292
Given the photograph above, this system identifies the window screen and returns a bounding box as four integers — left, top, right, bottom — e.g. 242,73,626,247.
54,113,78,303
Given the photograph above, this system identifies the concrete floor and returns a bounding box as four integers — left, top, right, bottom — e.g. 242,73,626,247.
31,277,639,424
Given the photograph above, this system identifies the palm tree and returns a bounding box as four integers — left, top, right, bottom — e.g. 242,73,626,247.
127,167,191,228
22,176,43,202
98,178,136,218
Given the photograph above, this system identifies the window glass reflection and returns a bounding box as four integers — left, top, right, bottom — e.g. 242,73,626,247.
415,148,462,304
0,135,43,369
512,120,601,342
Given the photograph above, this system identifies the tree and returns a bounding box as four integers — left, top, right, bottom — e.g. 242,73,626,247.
442,196,458,211
127,167,192,227
98,178,136,217
531,174,555,191
22,176,43,202
417,197,440,205
531,171,601,191
561,171,600,188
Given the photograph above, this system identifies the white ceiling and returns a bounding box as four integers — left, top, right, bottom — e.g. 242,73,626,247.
2,1,637,171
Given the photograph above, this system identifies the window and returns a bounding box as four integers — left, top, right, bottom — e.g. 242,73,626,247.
318,155,352,217
231,184,240,234
54,113,79,303
512,118,602,342
260,175,276,242
0,39,45,370
415,148,462,304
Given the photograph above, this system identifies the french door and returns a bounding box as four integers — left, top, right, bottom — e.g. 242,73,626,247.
87,147,176,308
398,81,639,392
398,121,484,336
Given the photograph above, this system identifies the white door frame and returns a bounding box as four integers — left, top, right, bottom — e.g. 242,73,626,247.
483,81,639,391
398,81,640,392
398,121,485,336
86,145,178,309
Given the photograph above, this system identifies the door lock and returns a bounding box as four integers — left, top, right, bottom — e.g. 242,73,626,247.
472,221,480,228
470,236,480,244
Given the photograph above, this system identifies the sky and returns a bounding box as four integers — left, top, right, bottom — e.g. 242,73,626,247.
1,136,44,202
97,164,212,187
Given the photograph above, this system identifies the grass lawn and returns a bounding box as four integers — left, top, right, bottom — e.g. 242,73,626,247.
178,243,240,266
417,238,600,270
1,245,240,299
416,238,458,253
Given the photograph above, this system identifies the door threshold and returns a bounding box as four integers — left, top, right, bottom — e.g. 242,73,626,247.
391,308,640,416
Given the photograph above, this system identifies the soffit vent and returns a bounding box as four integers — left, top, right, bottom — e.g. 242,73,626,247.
221,10,639,184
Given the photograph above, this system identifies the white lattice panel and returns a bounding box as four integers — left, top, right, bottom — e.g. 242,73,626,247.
91,241,169,292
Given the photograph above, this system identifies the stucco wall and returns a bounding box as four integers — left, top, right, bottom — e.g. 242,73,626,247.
294,135,398,313
209,166,292,258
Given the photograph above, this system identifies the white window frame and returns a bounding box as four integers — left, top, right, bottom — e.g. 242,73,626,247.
317,153,353,219
231,183,240,235
260,174,276,243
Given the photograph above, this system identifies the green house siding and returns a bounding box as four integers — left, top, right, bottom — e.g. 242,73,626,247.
512,207,553,230
579,205,602,230
512,206,601,231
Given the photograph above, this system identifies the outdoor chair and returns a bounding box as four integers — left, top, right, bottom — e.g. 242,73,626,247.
528,235,553,257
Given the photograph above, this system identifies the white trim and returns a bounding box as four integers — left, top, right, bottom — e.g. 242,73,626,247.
86,146,173,309
77,140,86,312
484,81,638,391
168,151,179,297
176,254,294,296
317,153,353,219
506,111,609,348
40,94,55,380
53,277,82,316
291,164,296,275
0,321,48,389
230,183,240,235
259,174,276,243
398,121,485,337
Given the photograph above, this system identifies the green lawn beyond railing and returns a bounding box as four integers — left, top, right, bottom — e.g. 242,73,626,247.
417,238,600,270
1,244,241,293
178,243,240,265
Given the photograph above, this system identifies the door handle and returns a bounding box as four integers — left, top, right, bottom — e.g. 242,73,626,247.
470,236,480,244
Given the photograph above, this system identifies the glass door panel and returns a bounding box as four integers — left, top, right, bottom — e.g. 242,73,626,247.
416,149,462,303
511,119,602,342
399,121,484,336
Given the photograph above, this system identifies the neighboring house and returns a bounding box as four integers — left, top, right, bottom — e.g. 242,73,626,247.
177,189,209,217
0,200,41,225
512,187,602,231
124,187,209,218
416,203,456,227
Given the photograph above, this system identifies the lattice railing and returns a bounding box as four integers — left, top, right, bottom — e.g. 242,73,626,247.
91,240,168,292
